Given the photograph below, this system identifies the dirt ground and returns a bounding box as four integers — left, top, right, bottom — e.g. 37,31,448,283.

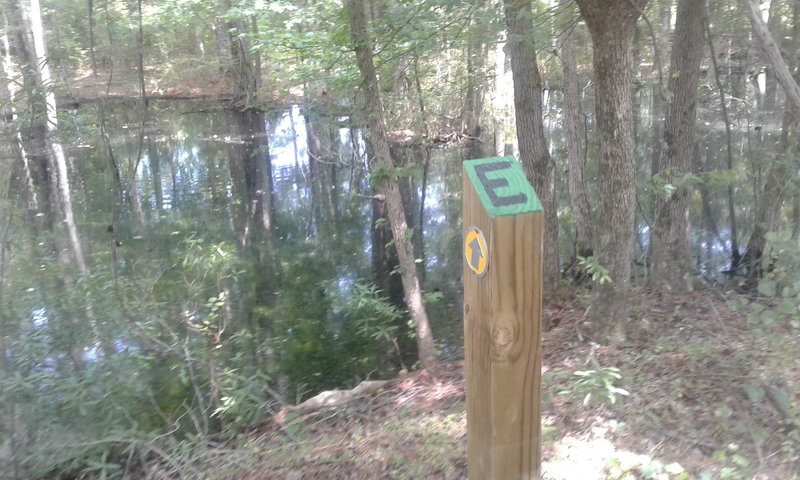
218,286,799,480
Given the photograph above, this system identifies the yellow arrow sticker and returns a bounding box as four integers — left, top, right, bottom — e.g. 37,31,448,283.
465,227,489,277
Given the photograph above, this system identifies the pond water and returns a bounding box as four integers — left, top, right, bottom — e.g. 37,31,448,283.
2,99,737,400
3,99,470,400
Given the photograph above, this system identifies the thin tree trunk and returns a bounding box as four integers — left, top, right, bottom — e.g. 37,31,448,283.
742,0,800,111
793,195,800,241
194,23,205,59
705,19,741,269
88,0,97,75
0,189,25,479
227,7,256,107
417,148,430,284
740,110,796,279
739,0,799,280
98,0,123,220
649,0,672,178
462,1,489,158
148,142,163,211
251,16,261,99
560,8,593,259
347,0,435,367
649,0,706,293
213,3,232,75
24,0,88,272
503,0,559,298
168,143,178,209
696,138,723,267
762,0,782,113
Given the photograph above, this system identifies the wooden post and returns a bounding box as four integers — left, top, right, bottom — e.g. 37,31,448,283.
462,156,542,479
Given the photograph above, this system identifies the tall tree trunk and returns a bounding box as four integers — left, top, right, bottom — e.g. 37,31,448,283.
560,7,593,259
167,143,178,209
575,0,648,343
503,0,559,298
346,0,435,367
742,0,800,111
696,137,723,267
649,0,673,178
226,4,257,107
762,0,783,113
148,141,163,211
649,0,706,293
250,16,262,98
462,1,489,159
793,195,800,241
194,23,205,59
705,19,741,268
5,0,119,363
739,0,799,280
16,0,88,273
228,111,274,248
88,0,97,75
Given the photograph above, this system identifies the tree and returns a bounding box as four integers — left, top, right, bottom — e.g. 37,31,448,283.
346,0,436,367
574,0,649,342
741,0,800,111
560,1,593,260
738,0,800,280
649,0,706,292
503,0,559,297
6,0,88,274
704,17,741,270
462,0,491,159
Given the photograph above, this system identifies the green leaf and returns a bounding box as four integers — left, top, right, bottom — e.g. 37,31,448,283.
609,386,630,396
777,299,796,315
764,231,779,243
758,279,777,297
767,386,791,414
742,384,764,403
731,454,750,467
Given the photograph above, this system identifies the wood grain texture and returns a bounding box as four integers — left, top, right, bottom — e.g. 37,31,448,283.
463,164,542,479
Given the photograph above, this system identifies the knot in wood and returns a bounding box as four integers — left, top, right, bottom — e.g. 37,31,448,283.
492,317,518,359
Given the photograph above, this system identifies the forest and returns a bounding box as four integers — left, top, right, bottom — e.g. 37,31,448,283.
0,0,798,477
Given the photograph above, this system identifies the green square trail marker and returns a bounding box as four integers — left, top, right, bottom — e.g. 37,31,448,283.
462,156,543,479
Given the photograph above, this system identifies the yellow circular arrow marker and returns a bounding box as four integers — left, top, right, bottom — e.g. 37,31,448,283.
465,227,489,277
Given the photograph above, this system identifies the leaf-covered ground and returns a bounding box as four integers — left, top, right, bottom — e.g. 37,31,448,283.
140,287,799,479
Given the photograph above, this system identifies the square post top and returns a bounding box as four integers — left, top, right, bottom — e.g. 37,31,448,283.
463,156,542,217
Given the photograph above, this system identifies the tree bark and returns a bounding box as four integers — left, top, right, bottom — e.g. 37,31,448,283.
148,141,163,211
739,0,800,280
649,0,706,293
346,0,435,367
649,0,673,178
762,0,783,113
503,0,559,297
462,0,489,159
88,0,97,75
560,8,593,259
25,0,88,273
575,0,648,342
226,5,257,107
705,19,741,268
742,0,800,111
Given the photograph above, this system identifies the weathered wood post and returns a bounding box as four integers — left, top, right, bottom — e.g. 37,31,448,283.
462,156,543,479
